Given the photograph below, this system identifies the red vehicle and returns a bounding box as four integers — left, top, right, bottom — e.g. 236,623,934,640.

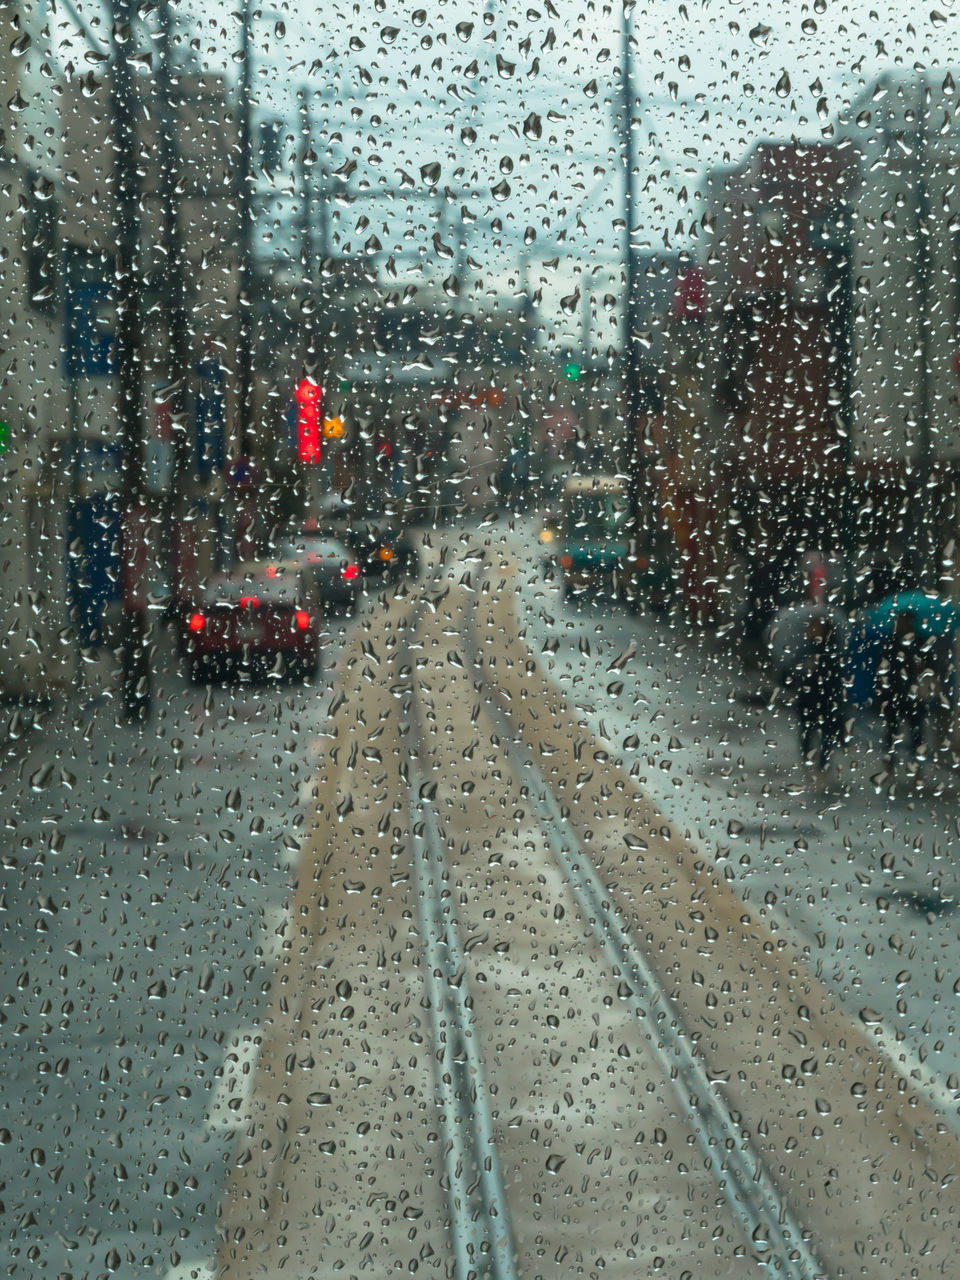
180,560,321,683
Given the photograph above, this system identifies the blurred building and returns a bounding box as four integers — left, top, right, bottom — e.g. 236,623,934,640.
279,269,535,517
56,68,244,621
837,70,960,580
680,138,861,621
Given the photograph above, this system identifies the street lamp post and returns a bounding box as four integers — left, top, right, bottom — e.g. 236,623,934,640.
817,202,857,609
619,3,646,600
236,0,254,459
110,0,150,720
157,0,192,598
913,86,935,587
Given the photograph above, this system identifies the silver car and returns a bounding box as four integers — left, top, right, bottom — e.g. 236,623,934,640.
274,535,363,606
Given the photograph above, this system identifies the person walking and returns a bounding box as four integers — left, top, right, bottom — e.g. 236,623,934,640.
875,610,933,774
784,614,846,784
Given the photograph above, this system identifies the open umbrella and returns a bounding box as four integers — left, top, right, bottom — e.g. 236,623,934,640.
848,591,960,706
863,590,960,641
766,603,847,676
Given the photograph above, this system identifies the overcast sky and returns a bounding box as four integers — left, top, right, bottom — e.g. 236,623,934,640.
49,0,960,348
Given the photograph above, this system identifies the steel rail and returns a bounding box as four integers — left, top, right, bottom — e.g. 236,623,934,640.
399,605,520,1280
464,612,829,1280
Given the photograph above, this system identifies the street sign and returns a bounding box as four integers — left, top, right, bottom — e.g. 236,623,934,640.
64,273,116,378
195,357,225,477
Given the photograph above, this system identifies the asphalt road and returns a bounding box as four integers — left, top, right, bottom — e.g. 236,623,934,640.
0,612,358,1279
5,520,960,1280
503,515,960,1120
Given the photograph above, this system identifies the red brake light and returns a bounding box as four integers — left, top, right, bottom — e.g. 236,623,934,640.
342,563,360,581
240,595,260,609
189,612,206,632
295,610,310,630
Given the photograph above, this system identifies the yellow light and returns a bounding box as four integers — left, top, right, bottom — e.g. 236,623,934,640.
539,527,555,543
378,546,394,561
323,416,345,439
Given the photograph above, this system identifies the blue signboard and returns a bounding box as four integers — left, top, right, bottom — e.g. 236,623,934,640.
64,252,116,378
195,357,225,477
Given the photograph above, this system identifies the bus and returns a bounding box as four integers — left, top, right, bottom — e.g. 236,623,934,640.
556,474,674,610
557,475,630,601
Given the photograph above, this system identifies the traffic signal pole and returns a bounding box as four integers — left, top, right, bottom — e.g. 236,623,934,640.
157,0,192,604
619,2,646,602
110,0,150,720
236,0,254,458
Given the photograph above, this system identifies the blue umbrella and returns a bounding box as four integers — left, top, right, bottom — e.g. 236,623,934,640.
863,590,960,641
848,592,960,706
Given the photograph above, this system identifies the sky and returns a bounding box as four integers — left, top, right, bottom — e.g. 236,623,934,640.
46,0,960,349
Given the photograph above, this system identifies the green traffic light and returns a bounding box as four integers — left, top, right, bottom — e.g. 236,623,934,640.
0,422,10,454
563,361,582,382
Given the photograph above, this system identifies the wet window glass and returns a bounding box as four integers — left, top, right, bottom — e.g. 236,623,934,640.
5,1,960,1277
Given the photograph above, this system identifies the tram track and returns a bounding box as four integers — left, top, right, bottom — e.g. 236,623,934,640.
460,609,826,1280
396,590,822,1277
399,605,519,1280
214,567,960,1280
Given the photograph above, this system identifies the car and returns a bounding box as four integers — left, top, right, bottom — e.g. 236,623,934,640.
180,561,322,683
297,497,420,581
274,532,365,606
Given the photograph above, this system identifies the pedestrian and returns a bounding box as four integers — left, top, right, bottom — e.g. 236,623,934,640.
875,610,933,773
743,550,791,669
784,614,846,783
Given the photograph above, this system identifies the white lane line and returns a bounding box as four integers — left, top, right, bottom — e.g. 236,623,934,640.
258,903,294,965
761,903,960,1123
205,1026,261,1133
299,778,321,806
280,834,302,867
162,1262,214,1280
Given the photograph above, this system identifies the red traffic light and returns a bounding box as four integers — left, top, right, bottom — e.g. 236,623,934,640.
295,378,323,464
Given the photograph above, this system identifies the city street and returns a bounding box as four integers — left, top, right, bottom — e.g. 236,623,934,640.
4,527,960,1277
4,4,960,1275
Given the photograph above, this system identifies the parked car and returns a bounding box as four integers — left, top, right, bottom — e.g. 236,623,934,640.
275,532,365,606
180,561,321,683
297,497,420,581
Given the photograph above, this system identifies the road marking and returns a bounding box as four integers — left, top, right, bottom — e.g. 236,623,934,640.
760,902,960,1124
205,1026,261,1133
259,903,293,965
162,1262,214,1280
280,835,302,867
299,778,321,806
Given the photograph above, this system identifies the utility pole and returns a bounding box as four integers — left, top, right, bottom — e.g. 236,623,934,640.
157,0,192,601
236,0,254,457
299,87,315,291
110,0,150,720
913,82,934,587
619,2,646,599
819,201,856,608
298,85,320,376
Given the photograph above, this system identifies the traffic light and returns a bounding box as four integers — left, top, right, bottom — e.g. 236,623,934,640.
563,360,582,382
295,377,322,463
